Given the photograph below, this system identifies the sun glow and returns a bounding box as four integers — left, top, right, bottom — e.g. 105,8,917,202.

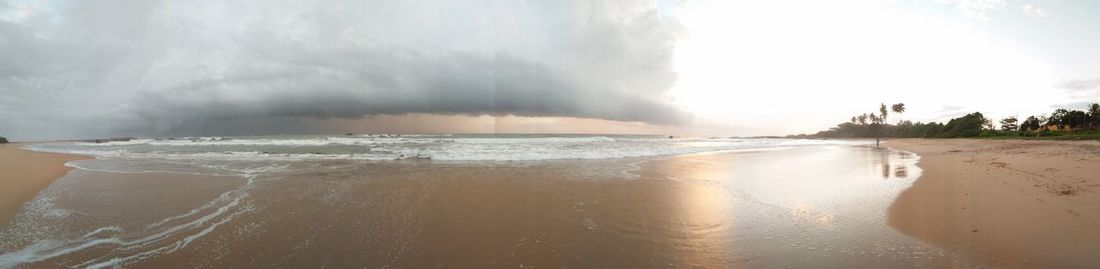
668,1,1058,135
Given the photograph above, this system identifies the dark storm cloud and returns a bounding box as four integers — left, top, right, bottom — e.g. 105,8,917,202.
0,0,689,139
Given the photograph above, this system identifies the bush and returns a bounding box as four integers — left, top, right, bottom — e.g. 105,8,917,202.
979,130,1015,137
938,112,987,138
0,136,7,144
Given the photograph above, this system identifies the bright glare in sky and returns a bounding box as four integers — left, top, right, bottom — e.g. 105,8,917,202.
668,0,1092,136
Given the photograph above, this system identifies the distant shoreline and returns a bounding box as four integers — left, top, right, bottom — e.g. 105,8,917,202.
0,144,90,226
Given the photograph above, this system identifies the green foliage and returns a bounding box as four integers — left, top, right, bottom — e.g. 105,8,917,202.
923,122,945,137
1019,116,1041,132
1090,103,1100,127
986,130,1100,141
1064,110,1089,128
1090,103,1100,129
979,130,1015,137
0,136,7,144
800,101,1100,140
999,116,1018,131
878,104,888,123
1039,130,1100,140
891,103,905,114
807,119,946,139
1036,106,1096,130
938,112,987,138
1047,109,1068,126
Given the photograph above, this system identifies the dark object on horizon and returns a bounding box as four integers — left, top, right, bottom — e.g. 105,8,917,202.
668,135,674,139
345,133,354,136
0,136,7,144
90,137,136,144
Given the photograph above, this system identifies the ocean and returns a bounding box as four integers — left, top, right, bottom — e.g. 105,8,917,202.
24,134,863,161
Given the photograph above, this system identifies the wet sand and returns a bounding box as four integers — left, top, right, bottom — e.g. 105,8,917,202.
0,144,89,226
2,145,978,268
887,139,1100,267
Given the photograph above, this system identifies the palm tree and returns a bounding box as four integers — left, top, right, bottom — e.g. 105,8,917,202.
1089,103,1100,128
879,104,888,123
870,110,884,141
891,103,905,124
857,114,868,125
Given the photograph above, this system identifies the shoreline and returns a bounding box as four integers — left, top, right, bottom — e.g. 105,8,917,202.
886,138,1100,267
3,143,967,267
0,144,90,226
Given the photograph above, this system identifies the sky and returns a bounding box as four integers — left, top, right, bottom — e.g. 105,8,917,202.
1,0,1098,140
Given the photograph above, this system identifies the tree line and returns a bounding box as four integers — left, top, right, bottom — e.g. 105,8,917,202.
792,102,1100,139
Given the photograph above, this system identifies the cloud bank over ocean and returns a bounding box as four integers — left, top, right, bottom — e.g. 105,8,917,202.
0,0,689,139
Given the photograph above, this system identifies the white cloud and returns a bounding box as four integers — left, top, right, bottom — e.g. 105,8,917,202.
1022,4,1049,17
938,0,1006,20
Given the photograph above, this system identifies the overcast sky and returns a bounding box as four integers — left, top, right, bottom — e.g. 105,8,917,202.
1,0,1098,140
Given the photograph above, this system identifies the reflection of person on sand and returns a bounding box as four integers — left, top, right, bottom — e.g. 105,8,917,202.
876,138,880,147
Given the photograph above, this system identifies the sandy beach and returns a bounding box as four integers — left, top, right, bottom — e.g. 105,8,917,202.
5,138,1099,267
0,144,89,226
887,139,1100,267
2,143,976,268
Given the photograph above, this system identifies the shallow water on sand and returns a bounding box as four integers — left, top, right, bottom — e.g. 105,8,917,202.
0,145,978,268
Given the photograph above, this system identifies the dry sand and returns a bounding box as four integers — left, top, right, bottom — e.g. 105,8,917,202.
887,138,1100,268
0,144,89,226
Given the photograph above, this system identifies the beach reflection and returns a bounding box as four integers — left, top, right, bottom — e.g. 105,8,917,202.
874,147,915,179
613,145,955,267
895,165,909,178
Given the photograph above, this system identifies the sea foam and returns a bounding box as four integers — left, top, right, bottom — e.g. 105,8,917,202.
27,135,869,162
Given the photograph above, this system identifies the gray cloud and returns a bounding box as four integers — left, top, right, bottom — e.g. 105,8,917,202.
1055,78,1100,100
0,0,689,139
1055,78,1100,90
933,105,967,113
1056,79,1100,90
1049,102,1094,110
